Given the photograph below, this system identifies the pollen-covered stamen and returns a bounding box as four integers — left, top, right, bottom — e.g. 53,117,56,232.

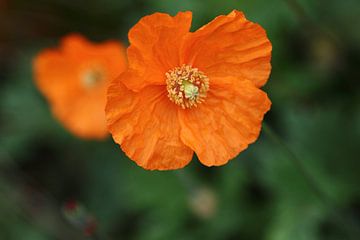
81,68,105,89
166,65,209,109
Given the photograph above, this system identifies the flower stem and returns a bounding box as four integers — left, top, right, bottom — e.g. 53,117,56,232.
284,0,309,22
262,122,331,204
283,0,341,48
262,122,360,239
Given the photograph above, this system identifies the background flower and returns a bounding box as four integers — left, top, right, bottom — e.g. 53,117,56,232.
33,34,127,139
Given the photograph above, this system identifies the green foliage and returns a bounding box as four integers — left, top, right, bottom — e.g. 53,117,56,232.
0,0,359,239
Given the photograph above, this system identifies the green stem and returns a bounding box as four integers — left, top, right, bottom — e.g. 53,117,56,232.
284,0,309,22
262,122,360,239
262,122,331,205
283,0,341,48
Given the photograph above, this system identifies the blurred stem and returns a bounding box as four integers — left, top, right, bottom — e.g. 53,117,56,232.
284,0,309,22
0,170,87,239
262,122,360,239
0,148,89,239
284,0,341,48
262,122,331,205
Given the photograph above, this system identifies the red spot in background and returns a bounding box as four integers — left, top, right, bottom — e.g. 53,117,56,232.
64,199,78,211
84,221,97,236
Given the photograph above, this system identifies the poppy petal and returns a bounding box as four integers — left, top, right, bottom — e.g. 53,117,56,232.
184,10,272,87
34,49,79,103
106,78,194,170
124,11,193,91
61,34,91,54
179,78,271,166
52,94,109,139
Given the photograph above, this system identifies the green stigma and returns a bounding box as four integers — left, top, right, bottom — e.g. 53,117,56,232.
183,81,199,100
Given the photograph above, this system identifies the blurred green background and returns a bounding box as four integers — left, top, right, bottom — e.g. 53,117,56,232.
0,0,360,239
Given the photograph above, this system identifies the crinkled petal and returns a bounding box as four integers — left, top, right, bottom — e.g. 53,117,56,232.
124,11,192,91
106,78,193,170
179,78,271,166
183,10,272,87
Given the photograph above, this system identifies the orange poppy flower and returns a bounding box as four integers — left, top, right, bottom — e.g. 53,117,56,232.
34,34,127,139
106,10,272,170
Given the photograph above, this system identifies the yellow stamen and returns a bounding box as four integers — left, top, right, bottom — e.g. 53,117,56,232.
166,65,209,109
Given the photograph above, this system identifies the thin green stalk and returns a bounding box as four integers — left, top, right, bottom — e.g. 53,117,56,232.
283,0,341,48
262,122,331,205
284,0,309,23
262,122,360,239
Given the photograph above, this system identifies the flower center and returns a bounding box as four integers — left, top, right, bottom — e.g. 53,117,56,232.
81,68,105,89
166,65,209,109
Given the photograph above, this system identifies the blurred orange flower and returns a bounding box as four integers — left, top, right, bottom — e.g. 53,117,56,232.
34,34,127,139
106,10,272,170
